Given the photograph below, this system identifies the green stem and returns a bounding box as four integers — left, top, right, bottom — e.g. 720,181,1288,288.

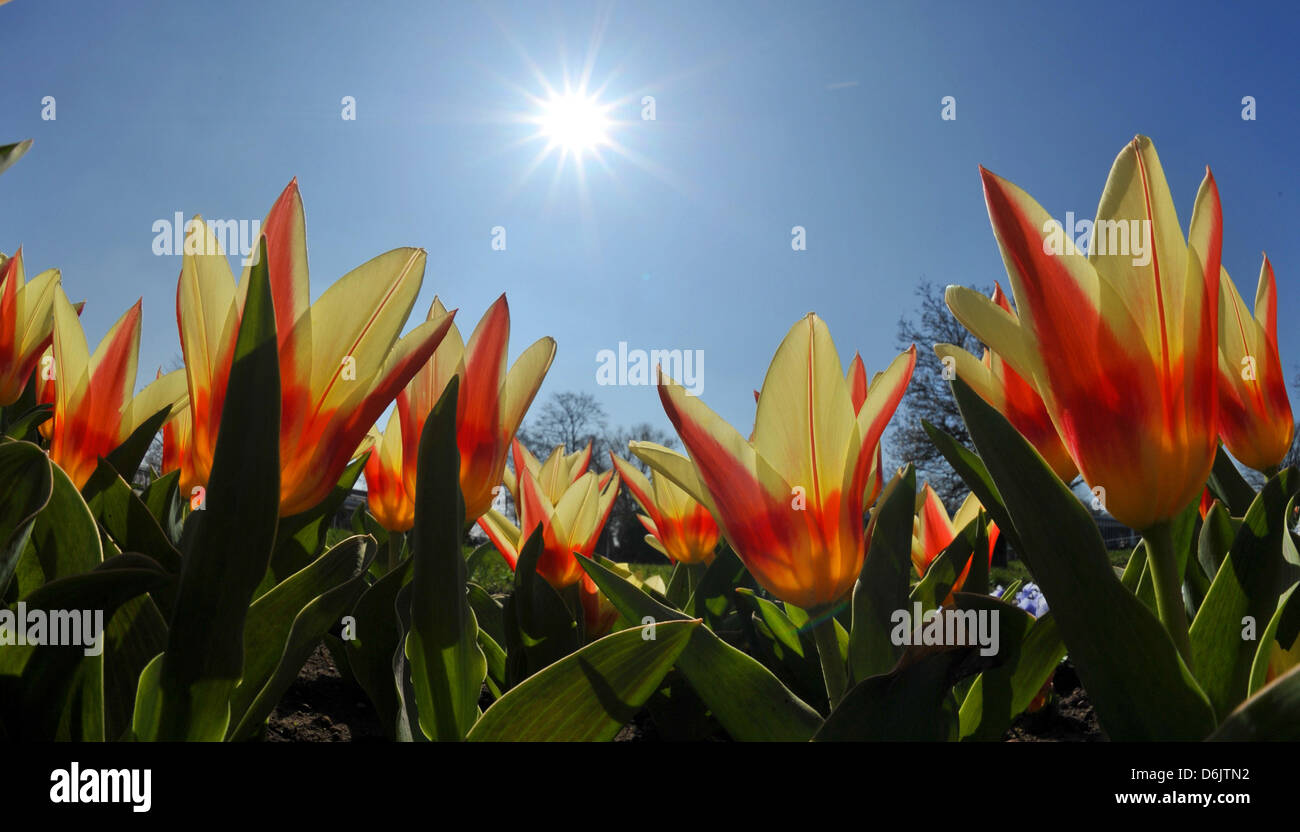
683,562,707,613
1143,520,1193,670
811,616,847,710
387,531,405,573
1263,465,1280,480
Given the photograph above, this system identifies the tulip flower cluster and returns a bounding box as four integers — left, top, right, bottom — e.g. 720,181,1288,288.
945,136,1295,669
3,135,1298,745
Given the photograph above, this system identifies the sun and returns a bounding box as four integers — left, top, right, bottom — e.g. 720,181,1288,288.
536,90,612,155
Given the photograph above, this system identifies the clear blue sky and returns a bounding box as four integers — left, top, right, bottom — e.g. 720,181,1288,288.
3,0,1297,446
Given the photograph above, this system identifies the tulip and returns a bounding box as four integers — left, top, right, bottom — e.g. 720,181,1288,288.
632,313,915,706
1197,487,1215,520
0,248,61,407
1217,255,1293,473
946,136,1222,664
911,484,1000,600
634,315,914,610
175,181,456,516
363,402,414,533
756,352,886,505
578,575,620,638
580,561,669,638
46,292,187,488
936,284,1078,483
609,450,720,566
845,353,887,505
1268,637,1300,686
159,371,195,488
503,440,593,507
399,296,555,523
477,440,619,590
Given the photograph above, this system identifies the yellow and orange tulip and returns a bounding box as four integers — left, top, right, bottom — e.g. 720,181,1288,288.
503,440,592,508
398,296,556,523
610,450,720,565
936,284,1078,483
0,248,61,406
912,484,1000,598
362,411,414,533
174,181,455,516
158,371,195,488
1217,255,1293,472
946,136,1222,532
477,440,619,590
46,292,187,488
633,313,915,611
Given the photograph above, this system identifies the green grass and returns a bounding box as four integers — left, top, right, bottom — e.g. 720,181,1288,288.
467,544,514,595
626,562,675,584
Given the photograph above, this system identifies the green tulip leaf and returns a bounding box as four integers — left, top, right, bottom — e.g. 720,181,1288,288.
578,554,822,741
849,465,916,682
227,535,373,739
1249,581,1300,697
951,376,1215,740
2,402,53,440
0,554,171,741
0,441,52,598
1189,469,1300,721
342,557,413,737
504,525,580,684
142,237,280,742
467,619,699,741
815,648,967,741
13,456,102,598
267,455,367,589
84,463,182,574
404,377,487,741
960,608,1065,741
1206,447,1258,518
1209,663,1300,741
0,140,33,177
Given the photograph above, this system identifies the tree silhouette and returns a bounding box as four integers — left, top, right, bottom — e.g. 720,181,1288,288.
887,278,988,510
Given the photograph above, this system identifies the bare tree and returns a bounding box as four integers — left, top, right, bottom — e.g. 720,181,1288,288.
517,391,608,462
602,422,678,562
887,278,989,510
515,392,680,562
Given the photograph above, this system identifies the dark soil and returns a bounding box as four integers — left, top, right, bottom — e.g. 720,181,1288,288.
265,644,387,742
1004,661,1105,742
268,645,1104,741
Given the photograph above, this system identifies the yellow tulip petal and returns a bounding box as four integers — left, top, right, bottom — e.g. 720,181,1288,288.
944,286,1042,384
307,247,428,414
477,508,523,567
752,313,856,504
122,369,188,441
51,289,90,418
629,441,717,517
15,268,60,359
500,336,557,440
934,343,1004,410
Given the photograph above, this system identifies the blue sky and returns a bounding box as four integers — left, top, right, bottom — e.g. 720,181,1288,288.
2,0,1297,447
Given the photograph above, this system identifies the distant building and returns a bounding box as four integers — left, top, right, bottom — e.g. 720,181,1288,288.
1094,513,1140,551
334,488,367,528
